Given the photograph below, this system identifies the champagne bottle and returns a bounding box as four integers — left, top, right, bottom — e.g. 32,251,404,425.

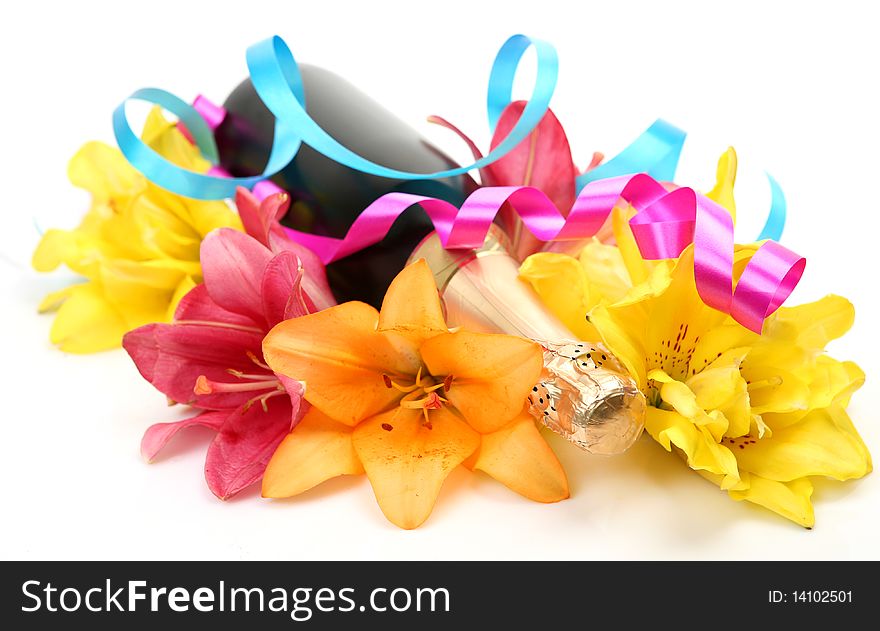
212,66,476,306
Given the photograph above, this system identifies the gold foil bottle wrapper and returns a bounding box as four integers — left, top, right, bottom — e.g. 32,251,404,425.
409,226,646,455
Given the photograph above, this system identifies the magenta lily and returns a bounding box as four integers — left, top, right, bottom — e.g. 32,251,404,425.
123,188,335,499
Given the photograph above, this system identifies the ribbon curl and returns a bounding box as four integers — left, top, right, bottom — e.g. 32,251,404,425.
114,34,559,201
283,177,804,334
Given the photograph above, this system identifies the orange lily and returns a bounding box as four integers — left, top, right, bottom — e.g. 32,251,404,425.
261,259,569,529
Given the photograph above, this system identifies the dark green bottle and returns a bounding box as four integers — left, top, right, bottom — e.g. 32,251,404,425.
213,66,476,306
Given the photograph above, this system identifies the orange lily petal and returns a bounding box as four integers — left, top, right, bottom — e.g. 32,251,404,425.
262,407,364,498
420,330,543,433
263,301,421,426
352,407,479,529
378,259,447,345
469,412,569,502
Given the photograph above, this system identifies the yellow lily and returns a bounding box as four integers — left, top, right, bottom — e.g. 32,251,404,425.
32,108,242,353
261,259,569,529
520,148,871,527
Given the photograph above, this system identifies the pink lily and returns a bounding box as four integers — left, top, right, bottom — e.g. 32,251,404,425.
123,188,335,499
429,100,603,259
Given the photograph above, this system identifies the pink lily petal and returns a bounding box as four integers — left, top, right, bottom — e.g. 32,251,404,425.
123,322,267,410
486,101,577,258
427,114,487,176
277,375,306,420
141,409,229,462
261,251,311,326
235,187,289,248
205,394,299,500
174,283,261,328
201,228,274,325
268,233,336,312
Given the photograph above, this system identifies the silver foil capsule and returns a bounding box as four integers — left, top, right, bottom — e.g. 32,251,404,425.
409,226,645,455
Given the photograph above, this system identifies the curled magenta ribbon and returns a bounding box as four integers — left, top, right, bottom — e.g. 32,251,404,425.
282,177,804,333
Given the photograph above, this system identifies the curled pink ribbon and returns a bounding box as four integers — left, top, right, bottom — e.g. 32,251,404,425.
282,174,805,333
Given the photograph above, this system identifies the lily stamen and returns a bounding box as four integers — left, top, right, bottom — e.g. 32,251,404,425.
226,368,278,381
243,389,286,413
246,351,271,371
747,376,784,389
382,374,421,393
194,374,280,395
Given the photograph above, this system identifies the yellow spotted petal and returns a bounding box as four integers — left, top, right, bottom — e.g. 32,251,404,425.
468,412,569,503
729,474,815,528
519,252,598,340
645,406,740,488
47,283,129,353
262,408,364,498
352,407,479,529
734,405,872,482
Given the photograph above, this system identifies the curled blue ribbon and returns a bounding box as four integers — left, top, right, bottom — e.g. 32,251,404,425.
112,33,786,239
114,34,558,201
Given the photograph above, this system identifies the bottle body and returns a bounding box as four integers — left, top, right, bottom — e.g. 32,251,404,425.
213,67,475,306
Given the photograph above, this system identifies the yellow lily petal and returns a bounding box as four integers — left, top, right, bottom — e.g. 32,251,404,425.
377,259,447,345
67,141,144,203
352,407,479,529
468,412,569,502
766,295,855,350
262,301,420,426
141,107,211,172
645,246,728,380
645,407,740,488
519,252,599,340
184,199,243,238
735,405,872,482
706,147,737,221
420,330,543,433
610,204,650,286
806,356,865,411
589,303,649,389
31,228,106,276
48,283,129,353
729,474,815,528
99,260,185,328
578,238,633,305
649,369,729,440
37,285,77,313
166,275,197,321
742,364,810,415
262,408,364,498
685,349,751,437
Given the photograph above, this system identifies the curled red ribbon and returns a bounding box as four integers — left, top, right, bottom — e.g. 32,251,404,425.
283,174,805,333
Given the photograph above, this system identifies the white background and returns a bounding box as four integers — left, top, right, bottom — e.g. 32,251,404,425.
1,0,878,560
